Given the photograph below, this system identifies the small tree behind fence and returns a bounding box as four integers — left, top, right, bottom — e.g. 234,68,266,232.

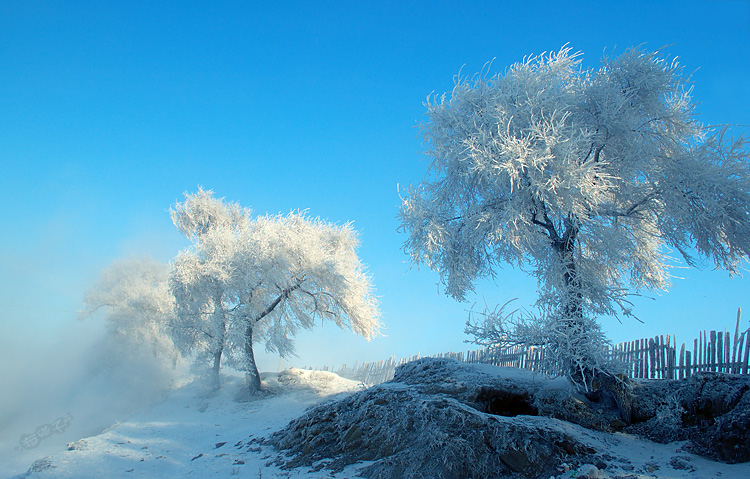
322,309,748,385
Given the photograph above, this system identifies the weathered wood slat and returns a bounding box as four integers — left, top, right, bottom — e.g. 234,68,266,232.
678,343,685,380
648,338,655,379
724,331,731,373
733,309,742,373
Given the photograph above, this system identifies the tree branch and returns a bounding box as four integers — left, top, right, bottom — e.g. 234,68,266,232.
603,191,659,219
440,199,508,223
251,277,305,324
592,145,604,163
531,199,560,241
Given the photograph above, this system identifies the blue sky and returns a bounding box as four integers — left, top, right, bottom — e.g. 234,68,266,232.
1,0,749,373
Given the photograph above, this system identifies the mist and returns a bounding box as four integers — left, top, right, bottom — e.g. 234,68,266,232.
0,316,187,477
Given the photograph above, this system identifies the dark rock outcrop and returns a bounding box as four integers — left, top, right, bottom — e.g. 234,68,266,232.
624,372,750,463
269,358,750,478
270,359,599,478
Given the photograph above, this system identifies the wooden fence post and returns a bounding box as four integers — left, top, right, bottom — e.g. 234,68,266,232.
724,330,730,373
732,309,742,373
648,338,655,379
637,339,642,377
678,343,685,380
656,336,662,379
690,333,700,374
670,336,676,379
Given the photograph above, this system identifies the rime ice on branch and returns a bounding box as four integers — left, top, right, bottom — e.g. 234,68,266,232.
399,46,750,389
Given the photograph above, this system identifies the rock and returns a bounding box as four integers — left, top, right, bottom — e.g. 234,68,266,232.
342,424,363,444
27,458,55,474
669,456,695,472
624,372,750,463
270,359,750,478
574,464,600,478
499,449,534,473
271,358,599,478
67,439,88,451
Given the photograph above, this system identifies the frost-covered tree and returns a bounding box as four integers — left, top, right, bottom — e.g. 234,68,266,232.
80,257,179,365
170,188,380,393
168,189,249,390
399,46,750,389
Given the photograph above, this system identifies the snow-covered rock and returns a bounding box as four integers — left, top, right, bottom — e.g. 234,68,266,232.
624,372,750,463
270,358,750,478
271,358,599,478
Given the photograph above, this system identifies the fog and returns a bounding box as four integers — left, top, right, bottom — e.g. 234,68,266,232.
0,317,188,477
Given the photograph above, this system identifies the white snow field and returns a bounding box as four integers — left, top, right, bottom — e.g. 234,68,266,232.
6,369,368,479
5,366,750,479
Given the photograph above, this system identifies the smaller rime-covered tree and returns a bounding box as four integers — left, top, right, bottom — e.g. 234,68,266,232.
399,46,750,391
168,190,249,390
80,257,180,369
169,188,380,393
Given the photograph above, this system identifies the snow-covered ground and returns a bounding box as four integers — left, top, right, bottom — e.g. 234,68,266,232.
5,367,750,479
5,369,368,479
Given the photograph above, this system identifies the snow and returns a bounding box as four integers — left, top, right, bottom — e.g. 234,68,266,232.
545,419,750,478
453,362,572,389
6,369,366,479
5,367,750,479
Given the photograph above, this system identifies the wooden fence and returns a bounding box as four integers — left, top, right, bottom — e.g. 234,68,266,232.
335,355,421,386
609,308,750,380
319,309,749,385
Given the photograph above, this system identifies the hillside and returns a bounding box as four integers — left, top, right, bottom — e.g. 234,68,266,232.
8,369,365,479
8,361,750,479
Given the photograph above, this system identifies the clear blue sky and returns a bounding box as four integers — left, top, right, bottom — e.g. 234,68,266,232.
1,0,749,373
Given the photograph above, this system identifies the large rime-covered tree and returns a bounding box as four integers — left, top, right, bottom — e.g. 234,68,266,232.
169,188,380,393
399,46,750,389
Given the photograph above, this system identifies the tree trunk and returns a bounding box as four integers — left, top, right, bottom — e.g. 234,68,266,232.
554,225,593,388
244,323,262,394
209,296,226,390
558,224,583,321
210,349,222,390
241,282,302,395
